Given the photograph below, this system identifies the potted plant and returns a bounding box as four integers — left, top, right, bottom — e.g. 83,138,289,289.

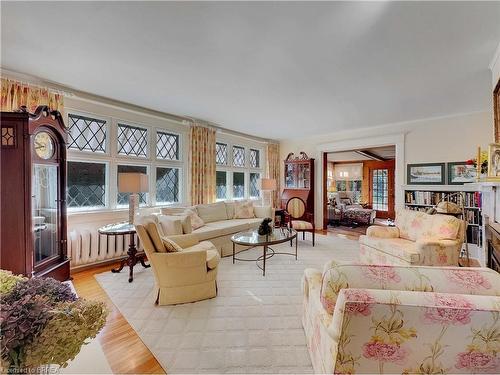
0,270,108,373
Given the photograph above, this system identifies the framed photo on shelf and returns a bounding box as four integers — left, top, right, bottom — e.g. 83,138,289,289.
447,161,477,185
487,143,500,179
407,163,445,185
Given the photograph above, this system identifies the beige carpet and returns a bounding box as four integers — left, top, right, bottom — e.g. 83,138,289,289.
95,234,359,374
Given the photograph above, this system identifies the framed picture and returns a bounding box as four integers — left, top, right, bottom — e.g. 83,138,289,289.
407,163,445,185
447,162,477,185
494,79,499,143
487,143,500,179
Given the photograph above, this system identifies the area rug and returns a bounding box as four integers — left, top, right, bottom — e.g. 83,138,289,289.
95,234,359,374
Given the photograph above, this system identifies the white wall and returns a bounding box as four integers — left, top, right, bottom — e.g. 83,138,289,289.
280,110,494,227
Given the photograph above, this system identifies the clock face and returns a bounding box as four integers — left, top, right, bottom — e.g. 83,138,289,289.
34,131,55,160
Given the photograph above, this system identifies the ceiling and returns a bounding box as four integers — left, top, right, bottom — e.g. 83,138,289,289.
327,145,396,162
2,2,499,140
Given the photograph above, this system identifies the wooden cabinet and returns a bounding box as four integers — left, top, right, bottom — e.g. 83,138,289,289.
281,152,315,220
1,106,70,281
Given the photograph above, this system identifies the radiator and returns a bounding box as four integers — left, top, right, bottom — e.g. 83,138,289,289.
67,222,139,269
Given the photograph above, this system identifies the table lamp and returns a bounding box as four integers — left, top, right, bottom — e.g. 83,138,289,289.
118,172,149,224
260,178,277,207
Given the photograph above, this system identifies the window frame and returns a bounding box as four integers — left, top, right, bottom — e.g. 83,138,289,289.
66,108,187,213
215,137,264,201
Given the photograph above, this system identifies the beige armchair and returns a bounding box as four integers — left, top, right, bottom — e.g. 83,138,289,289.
135,224,220,305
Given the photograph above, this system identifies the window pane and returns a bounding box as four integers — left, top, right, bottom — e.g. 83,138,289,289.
67,161,106,208
250,149,260,168
117,165,148,205
233,172,245,198
233,146,245,167
216,142,228,165
67,114,106,153
156,167,179,203
156,131,179,160
117,124,148,157
250,173,260,198
216,171,227,200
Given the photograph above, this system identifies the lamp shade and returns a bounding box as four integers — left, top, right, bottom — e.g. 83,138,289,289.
118,173,149,193
260,178,277,191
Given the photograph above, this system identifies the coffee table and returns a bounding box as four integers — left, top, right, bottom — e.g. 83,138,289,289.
231,228,298,276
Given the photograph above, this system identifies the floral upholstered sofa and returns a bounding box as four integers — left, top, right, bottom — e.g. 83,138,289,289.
302,262,500,374
359,208,464,266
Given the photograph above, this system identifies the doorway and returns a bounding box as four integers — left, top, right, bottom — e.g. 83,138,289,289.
324,146,396,236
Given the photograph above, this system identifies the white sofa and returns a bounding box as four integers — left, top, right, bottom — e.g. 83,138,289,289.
139,201,274,257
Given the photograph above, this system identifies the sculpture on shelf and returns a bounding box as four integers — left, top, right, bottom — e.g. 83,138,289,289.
258,218,273,236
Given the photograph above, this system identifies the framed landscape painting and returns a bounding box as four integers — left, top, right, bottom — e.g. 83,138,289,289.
448,161,477,185
407,163,445,185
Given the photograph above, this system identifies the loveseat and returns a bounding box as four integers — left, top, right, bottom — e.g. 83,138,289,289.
359,208,464,266
140,201,274,257
302,262,500,374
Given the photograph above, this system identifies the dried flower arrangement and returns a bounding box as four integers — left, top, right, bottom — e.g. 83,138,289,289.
0,270,107,372
466,150,488,175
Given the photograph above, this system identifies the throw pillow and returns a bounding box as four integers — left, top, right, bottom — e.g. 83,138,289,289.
146,222,166,252
234,201,255,219
161,236,182,252
158,214,192,234
184,208,205,230
340,198,352,205
196,202,227,223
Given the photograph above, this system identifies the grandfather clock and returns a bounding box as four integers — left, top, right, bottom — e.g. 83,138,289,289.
1,106,70,281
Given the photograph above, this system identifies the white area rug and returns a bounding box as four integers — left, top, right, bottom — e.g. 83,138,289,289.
95,234,359,374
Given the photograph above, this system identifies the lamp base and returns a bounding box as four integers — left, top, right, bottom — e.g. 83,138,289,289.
128,193,138,224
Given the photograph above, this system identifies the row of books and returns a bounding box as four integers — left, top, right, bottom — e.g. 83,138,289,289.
404,205,482,225
404,191,482,208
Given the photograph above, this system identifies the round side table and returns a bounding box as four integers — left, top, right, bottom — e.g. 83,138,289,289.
98,222,150,282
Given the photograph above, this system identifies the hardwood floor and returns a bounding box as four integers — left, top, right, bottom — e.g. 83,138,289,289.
72,264,165,374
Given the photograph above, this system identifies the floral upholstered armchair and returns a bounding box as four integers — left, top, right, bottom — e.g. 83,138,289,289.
302,262,500,374
359,208,464,266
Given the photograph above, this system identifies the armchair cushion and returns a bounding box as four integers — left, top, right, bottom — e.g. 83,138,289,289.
146,222,166,252
182,240,220,269
167,233,200,249
292,220,314,230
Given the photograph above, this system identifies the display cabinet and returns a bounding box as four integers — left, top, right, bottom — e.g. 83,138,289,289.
1,106,70,281
281,152,315,220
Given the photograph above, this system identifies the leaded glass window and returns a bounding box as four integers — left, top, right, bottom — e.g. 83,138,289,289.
156,167,179,203
233,146,245,167
233,172,245,198
68,114,106,153
216,171,227,200
67,161,106,208
250,173,260,198
250,149,260,168
117,165,148,205
372,169,388,211
156,131,179,160
216,142,228,165
117,124,148,157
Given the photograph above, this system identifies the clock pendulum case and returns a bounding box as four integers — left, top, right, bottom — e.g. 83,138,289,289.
1,106,70,281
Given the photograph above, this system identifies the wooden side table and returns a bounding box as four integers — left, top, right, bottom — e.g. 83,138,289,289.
98,222,150,282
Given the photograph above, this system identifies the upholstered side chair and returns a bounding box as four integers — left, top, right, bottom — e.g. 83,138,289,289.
285,197,315,246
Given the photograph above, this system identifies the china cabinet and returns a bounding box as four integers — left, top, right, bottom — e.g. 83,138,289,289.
281,152,315,220
1,106,70,281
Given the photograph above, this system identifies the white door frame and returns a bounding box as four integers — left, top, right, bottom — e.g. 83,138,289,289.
316,133,405,228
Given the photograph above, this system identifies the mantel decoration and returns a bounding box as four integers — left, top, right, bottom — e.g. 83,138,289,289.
466,148,488,180
0,270,108,373
487,143,500,180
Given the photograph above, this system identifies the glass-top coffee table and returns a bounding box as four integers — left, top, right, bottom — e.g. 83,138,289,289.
231,228,298,276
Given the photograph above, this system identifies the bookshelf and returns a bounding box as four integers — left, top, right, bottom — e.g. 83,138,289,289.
403,186,483,261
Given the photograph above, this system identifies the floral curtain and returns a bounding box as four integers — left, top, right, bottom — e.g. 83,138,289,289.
1,78,64,113
266,143,281,207
189,124,216,205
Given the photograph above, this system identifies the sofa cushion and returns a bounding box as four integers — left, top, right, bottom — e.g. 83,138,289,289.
196,202,228,223
192,225,227,241
146,222,166,252
359,235,420,264
157,215,183,236
205,220,250,236
234,201,255,219
225,201,236,219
